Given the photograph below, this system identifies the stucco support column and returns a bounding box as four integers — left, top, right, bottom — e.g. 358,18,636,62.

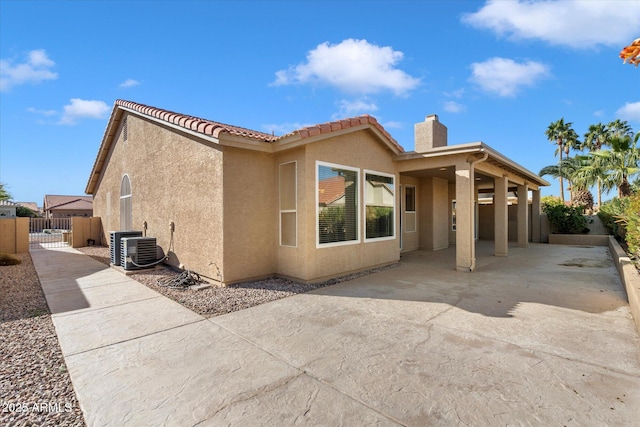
455,162,475,272
517,183,529,248
494,175,509,257
531,189,541,243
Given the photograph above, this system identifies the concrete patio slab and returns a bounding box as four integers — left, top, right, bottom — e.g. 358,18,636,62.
64,320,302,426
52,295,202,356
45,279,161,315
29,243,640,426
197,373,401,426
40,269,132,294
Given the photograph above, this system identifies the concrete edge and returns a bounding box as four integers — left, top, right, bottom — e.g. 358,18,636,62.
548,234,610,246
609,236,640,335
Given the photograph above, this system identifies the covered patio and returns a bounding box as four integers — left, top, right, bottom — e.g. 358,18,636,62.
396,127,549,272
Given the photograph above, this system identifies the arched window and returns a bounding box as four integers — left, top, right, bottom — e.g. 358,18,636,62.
120,174,132,230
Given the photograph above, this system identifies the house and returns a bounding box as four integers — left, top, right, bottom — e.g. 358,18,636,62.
86,100,548,284
43,195,93,219
0,200,18,218
16,202,42,216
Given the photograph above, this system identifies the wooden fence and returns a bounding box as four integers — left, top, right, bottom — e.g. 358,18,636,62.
0,217,102,253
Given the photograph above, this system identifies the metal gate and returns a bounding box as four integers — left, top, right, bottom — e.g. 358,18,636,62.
29,218,72,249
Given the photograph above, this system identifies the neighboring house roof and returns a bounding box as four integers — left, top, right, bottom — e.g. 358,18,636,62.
318,176,346,206
16,202,39,211
44,195,93,212
86,100,404,194
0,200,18,207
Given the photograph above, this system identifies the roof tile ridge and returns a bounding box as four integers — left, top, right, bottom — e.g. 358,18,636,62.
115,99,277,142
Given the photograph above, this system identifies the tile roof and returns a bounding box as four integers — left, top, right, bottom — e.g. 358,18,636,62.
281,115,403,153
44,195,93,211
318,176,346,206
87,100,405,194
115,100,403,152
16,202,39,211
116,100,279,143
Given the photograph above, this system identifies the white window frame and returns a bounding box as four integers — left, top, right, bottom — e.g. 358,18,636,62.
316,161,360,248
120,174,132,231
451,200,456,231
279,161,297,247
404,185,417,233
363,169,396,242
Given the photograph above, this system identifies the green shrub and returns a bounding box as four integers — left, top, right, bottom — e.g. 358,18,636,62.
542,203,588,234
0,253,22,266
622,194,640,259
598,197,629,239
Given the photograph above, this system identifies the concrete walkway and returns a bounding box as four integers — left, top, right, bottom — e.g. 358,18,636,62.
31,243,640,426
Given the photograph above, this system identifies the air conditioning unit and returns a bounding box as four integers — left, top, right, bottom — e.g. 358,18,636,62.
121,237,158,271
110,231,143,266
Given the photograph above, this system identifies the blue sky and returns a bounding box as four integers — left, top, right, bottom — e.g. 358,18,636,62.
1,0,639,204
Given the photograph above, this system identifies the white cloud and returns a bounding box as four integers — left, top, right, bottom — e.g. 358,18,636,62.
0,49,58,92
462,0,640,49
334,98,379,119
27,107,57,116
381,120,403,130
119,78,140,88
272,38,420,96
444,88,465,99
616,101,640,123
469,57,550,97
443,101,467,113
59,99,109,125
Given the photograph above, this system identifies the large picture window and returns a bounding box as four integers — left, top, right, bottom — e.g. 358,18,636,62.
317,162,359,246
365,171,395,240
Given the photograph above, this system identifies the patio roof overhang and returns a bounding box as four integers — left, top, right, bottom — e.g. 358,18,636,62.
394,142,549,191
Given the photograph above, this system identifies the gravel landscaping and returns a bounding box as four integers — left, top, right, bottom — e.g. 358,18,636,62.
77,245,398,318
0,253,85,427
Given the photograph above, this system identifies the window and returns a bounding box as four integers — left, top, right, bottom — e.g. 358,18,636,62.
405,185,416,233
120,174,132,230
452,200,456,231
365,171,395,240
317,162,359,246
279,162,297,247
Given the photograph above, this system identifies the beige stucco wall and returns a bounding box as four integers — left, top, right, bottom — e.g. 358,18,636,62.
418,177,449,251
274,147,309,280
221,146,277,283
49,209,93,218
92,113,225,280
0,217,29,254
297,130,400,282
71,217,103,248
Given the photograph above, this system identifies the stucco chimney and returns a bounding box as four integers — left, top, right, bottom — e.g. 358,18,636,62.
414,114,447,152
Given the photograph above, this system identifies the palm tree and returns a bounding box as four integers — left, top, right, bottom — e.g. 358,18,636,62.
592,131,640,197
608,119,633,139
540,156,594,207
582,123,610,208
545,118,580,202
0,182,11,201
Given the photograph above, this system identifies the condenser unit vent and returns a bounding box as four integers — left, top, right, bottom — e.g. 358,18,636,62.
121,237,158,271
110,231,142,266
